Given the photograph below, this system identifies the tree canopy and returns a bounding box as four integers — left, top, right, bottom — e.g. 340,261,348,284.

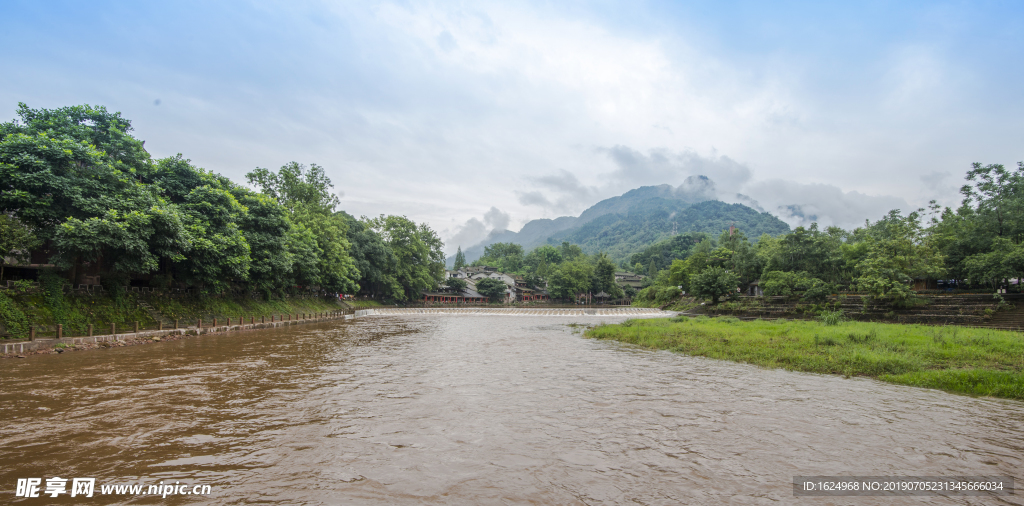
0,103,444,301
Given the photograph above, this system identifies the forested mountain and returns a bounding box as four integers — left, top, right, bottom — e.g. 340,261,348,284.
550,200,789,264
452,181,789,266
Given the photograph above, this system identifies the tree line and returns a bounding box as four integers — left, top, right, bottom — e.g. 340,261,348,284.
636,162,1024,305
451,241,625,301
0,103,445,300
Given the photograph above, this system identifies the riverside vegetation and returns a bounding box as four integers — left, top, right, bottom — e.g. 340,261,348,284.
0,103,449,339
587,316,1024,400
0,272,346,340
630,161,1024,308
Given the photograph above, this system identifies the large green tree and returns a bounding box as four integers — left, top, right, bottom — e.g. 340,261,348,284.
365,214,445,301
548,259,593,300
474,277,508,302
0,103,189,284
246,162,359,293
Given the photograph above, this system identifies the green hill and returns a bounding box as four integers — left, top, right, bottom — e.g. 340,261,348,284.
547,199,790,264
450,182,790,267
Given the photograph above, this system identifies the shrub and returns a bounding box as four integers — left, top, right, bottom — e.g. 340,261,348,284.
0,292,29,338
817,309,845,326
763,270,831,301
801,279,835,303
655,286,682,305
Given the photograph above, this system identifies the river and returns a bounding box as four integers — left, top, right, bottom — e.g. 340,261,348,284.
1,314,1022,504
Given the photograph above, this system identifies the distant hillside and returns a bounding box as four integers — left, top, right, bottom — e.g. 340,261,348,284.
549,199,790,263
448,179,789,266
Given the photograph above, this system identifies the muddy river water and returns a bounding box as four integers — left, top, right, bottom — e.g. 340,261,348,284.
1,314,1022,504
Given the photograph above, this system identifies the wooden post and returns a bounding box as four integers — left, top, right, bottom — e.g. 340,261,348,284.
158,321,163,331
261,315,265,323
29,326,35,341
134,321,139,333
57,324,62,340
174,319,179,329
213,317,218,327
111,323,116,336
198,318,202,329
88,324,93,337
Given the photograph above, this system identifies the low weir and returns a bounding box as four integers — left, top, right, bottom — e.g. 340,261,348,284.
358,307,669,316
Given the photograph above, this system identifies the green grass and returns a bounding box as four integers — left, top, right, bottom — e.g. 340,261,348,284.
345,299,385,308
145,294,340,323
0,288,346,339
586,317,1024,400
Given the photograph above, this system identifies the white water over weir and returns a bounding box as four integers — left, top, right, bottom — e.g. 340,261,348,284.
356,307,670,317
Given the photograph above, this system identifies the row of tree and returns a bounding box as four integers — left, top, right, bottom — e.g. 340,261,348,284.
636,162,1024,305
0,103,445,300
452,241,626,300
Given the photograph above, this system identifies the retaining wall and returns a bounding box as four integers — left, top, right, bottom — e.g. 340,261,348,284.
1,312,356,355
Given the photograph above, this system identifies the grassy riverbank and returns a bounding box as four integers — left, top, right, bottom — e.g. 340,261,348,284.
586,317,1024,400
0,285,345,339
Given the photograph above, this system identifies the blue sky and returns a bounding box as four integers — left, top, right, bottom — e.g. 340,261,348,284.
3,0,1023,252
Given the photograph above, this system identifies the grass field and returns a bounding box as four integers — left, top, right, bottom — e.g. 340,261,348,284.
586,316,1024,400
345,299,385,308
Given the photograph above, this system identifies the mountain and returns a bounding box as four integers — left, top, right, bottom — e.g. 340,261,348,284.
450,178,789,266
548,199,790,263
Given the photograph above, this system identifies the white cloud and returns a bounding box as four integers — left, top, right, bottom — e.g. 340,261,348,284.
745,179,909,229
443,206,510,254
4,0,1019,250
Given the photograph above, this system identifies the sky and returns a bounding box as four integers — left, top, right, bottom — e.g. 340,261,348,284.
3,0,1023,254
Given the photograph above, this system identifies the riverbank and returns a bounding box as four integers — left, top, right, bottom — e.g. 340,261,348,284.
586,316,1024,400
1,311,354,358
0,283,347,341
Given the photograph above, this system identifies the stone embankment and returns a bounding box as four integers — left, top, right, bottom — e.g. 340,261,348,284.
2,311,355,357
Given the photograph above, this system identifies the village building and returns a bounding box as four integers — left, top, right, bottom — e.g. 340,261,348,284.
429,267,549,304
614,272,645,291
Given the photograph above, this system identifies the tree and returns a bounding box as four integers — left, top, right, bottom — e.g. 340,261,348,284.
342,212,401,299
591,253,623,298
445,277,467,292
477,242,524,272
560,242,584,262
548,259,593,300
761,271,817,297
365,215,445,301
453,246,466,270
854,209,944,304
175,185,252,291
931,162,1024,289
524,244,562,277
0,104,188,284
475,277,508,302
246,162,339,215
234,190,294,295
0,215,39,280
690,266,739,304
246,162,360,293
